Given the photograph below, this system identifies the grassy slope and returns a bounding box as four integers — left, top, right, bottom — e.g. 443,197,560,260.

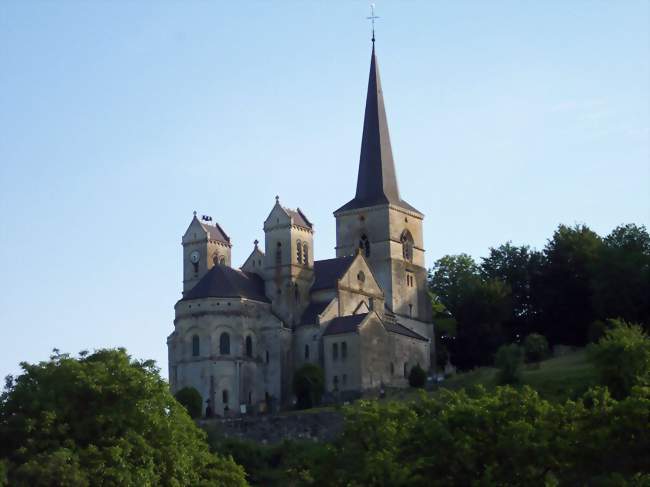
436,349,598,402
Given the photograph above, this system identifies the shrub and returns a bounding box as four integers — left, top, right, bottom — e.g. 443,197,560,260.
408,364,427,388
495,343,524,384
588,319,650,398
175,386,204,419
523,333,549,363
293,364,325,409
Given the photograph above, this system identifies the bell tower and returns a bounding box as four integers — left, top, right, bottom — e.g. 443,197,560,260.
334,44,430,324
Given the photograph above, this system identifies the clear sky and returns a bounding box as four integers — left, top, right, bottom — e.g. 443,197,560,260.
1,1,648,379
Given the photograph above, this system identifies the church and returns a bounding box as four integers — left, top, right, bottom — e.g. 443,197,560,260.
167,42,434,415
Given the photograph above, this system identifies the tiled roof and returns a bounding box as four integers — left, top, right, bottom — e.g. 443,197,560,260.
385,321,428,341
182,265,269,302
199,222,230,244
284,207,313,229
312,256,355,291
298,301,331,326
323,313,368,336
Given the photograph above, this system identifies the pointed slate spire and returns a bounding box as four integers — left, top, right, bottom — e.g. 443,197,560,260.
336,45,420,214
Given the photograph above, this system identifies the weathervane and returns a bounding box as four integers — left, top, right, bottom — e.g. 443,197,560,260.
367,3,379,44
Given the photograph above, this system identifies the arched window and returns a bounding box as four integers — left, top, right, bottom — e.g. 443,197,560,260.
245,335,253,357
294,283,299,303
302,243,309,265
390,362,395,375
213,253,219,265
341,342,347,360
359,234,370,257
296,240,302,264
404,363,408,378
304,344,310,359
219,256,226,265
332,343,339,360
275,242,282,265
220,332,230,355
192,334,200,357
222,390,229,404
401,230,414,262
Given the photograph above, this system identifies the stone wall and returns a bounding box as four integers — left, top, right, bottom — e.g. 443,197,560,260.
199,410,344,444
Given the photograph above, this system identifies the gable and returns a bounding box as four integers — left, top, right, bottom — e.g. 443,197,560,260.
263,203,292,230
241,247,265,274
182,217,208,243
337,253,383,298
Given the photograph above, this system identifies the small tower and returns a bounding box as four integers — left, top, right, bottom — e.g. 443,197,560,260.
181,212,232,295
263,196,314,325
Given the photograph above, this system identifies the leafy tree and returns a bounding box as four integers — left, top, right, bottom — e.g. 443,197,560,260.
175,386,204,419
293,364,324,409
408,364,426,388
588,319,650,399
481,243,543,339
495,343,524,385
535,224,603,346
593,224,650,331
429,255,512,369
0,349,247,487
523,333,549,363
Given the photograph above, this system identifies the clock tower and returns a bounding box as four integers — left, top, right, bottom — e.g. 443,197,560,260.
181,212,232,295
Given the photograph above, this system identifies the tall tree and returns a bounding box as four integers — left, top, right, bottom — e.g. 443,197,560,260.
593,224,650,330
535,224,603,346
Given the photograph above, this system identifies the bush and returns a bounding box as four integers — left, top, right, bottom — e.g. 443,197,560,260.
523,333,549,363
408,364,427,388
0,349,247,486
293,364,325,409
588,319,650,398
495,343,524,384
175,386,204,419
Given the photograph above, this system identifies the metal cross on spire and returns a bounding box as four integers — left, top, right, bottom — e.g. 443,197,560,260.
367,3,379,44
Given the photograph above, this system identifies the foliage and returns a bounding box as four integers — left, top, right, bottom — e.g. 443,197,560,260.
494,343,524,385
0,349,247,487
293,364,325,409
314,386,650,486
175,386,204,419
523,333,549,363
408,364,426,388
589,319,650,399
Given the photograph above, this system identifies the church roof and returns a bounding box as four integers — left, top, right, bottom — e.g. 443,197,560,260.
335,45,420,215
284,207,313,229
182,265,269,302
298,300,331,326
385,321,428,341
199,221,231,244
323,313,368,336
312,256,356,291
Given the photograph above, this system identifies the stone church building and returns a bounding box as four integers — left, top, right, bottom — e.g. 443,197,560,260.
167,44,433,415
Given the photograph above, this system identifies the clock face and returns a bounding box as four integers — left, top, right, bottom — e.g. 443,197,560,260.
189,250,201,264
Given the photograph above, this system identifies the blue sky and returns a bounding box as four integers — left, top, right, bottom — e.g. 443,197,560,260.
1,1,648,379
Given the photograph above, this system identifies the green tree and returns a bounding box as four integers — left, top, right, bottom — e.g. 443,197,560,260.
593,224,650,331
0,349,247,487
588,319,650,398
408,364,426,388
175,386,204,419
523,333,549,363
535,224,603,346
292,364,325,409
495,343,524,385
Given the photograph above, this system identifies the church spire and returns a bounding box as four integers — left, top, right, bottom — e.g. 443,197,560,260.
335,45,419,214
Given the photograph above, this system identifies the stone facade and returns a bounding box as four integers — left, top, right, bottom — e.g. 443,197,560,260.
167,44,434,415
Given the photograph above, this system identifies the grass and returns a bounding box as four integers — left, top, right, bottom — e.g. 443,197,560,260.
434,349,598,402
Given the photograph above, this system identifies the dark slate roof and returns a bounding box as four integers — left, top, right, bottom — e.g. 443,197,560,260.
335,46,420,215
182,265,269,302
385,321,428,341
312,256,356,291
284,207,313,229
199,222,231,244
298,301,331,326
323,313,368,336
